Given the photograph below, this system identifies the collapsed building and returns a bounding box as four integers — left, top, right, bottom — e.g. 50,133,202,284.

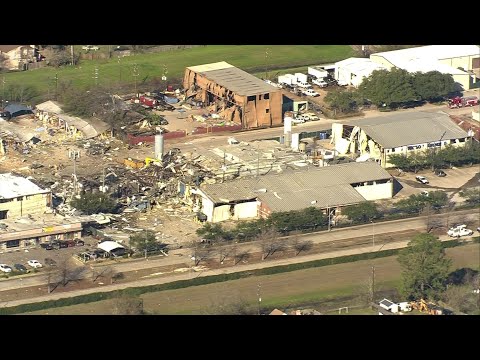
189,162,393,223
330,112,473,168
0,173,52,219
183,61,283,129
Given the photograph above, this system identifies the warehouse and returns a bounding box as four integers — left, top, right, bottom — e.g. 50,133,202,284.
193,162,393,222
183,61,283,129
369,45,480,90
331,112,472,168
334,58,387,87
0,173,52,219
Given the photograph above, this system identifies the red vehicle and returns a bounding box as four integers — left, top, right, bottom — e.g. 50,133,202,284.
139,95,158,108
448,96,479,109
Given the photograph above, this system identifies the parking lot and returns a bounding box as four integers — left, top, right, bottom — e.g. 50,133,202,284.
393,166,479,200
0,238,98,275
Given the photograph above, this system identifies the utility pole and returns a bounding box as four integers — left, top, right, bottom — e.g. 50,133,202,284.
431,130,447,171
54,73,58,100
70,45,74,65
256,142,260,177
1,76,5,109
93,66,99,86
118,56,122,82
162,64,168,91
133,63,139,96
327,205,331,232
265,47,270,80
257,283,262,315
372,220,375,250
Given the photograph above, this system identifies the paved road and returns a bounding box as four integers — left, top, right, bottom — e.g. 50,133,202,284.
161,103,475,154
0,209,477,308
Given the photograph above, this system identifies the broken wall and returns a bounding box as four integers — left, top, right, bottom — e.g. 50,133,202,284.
233,201,258,220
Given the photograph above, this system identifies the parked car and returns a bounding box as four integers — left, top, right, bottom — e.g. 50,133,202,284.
434,169,446,177
64,240,76,247
75,239,85,246
415,175,429,184
27,260,43,268
477,226,480,233
302,88,319,97
58,241,69,249
421,190,429,196
447,225,473,237
302,113,319,121
0,264,12,273
40,243,54,250
312,78,328,87
13,264,27,272
44,258,57,267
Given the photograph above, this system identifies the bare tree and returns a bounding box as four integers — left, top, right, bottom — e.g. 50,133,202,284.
44,266,59,294
112,294,144,315
191,241,215,266
291,237,314,256
232,245,251,265
257,228,286,260
57,257,84,287
92,265,117,283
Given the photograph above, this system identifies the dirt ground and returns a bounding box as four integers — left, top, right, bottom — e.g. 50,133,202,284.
24,243,480,315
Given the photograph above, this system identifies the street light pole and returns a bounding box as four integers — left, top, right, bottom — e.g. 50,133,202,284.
257,283,262,315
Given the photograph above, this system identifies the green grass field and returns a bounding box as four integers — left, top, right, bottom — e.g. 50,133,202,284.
3,45,355,102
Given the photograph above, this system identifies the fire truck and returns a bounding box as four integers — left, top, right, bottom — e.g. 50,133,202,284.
448,96,479,109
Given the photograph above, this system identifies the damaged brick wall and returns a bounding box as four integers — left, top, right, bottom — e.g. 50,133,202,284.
183,68,282,129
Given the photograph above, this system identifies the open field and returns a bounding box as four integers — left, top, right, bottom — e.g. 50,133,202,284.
3,45,355,102
25,243,479,315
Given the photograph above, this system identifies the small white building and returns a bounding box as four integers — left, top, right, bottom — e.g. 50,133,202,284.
334,58,387,87
379,299,399,313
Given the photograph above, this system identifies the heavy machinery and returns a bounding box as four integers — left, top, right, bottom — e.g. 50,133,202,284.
144,157,162,167
410,299,444,315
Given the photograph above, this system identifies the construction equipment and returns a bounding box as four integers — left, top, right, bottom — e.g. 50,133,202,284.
144,157,162,167
410,299,444,315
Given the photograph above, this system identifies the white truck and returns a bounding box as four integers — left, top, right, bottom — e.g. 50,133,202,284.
295,73,308,83
278,74,296,86
313,78,328,87
308,66,329,80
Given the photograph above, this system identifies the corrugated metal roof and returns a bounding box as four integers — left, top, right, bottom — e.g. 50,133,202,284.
373,45,480,63
0,173,50,199
35,100,64,114
187,61,233,73
188,62,277,96
347,112,469,148
201,162,391,211
4,103,33,116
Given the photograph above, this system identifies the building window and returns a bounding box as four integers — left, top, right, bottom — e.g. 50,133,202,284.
391,148,395,153
459,138,466,143
247,96,256,102
258,95,262,100
266,109,270,113
6,240,20,248
264,93,269,99
16,196,24,201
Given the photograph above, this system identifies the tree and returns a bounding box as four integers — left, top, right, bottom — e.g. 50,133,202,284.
231,245,251,265
112,294,144,315
71,192,117,215
291,237,313,256
359,68,416,108
196,223,226,241
57,257,84,287
395,194,428,215
412,71,456,102
129,230,160,258
342,202,380,223
257,228,286,260
397,233,451,301
424,190,448,210
324,89,363,114
459,188,480,205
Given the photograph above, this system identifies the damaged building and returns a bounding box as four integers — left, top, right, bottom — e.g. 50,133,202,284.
183,61,283,129
0,173,52,219
330,112,473,168
192,162,393,222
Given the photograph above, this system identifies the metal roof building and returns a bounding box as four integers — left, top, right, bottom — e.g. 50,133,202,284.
183,61,283,129
346,111,469,149
0,173,50,199
197,162,393,221
370,45,480,90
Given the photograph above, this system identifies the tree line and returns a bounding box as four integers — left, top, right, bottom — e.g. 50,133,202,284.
325,69,458,113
